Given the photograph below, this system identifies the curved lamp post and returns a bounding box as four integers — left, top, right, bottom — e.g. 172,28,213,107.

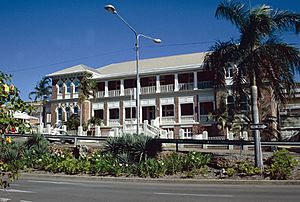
104,5,161,135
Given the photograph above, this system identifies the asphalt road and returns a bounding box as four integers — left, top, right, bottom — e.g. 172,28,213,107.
1,176,300,202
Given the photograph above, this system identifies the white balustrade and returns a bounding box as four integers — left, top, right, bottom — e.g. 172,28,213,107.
161,116,175,123
109,119,120,126
108,89,120,97
95,91,105,98
181,115,195,123
124,88,134,96
141,86,156,94
160,84,174,93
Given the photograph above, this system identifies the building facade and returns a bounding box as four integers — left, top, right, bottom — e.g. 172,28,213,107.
47,52,281,138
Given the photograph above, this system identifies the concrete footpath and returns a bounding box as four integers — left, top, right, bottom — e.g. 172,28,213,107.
19,172,300,185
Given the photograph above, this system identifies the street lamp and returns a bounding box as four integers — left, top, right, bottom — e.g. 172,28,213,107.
104,4,161,135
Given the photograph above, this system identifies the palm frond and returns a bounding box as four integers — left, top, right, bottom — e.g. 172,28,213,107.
272,10,300,34
250,42,300,102
215,0,247,29
204,40,240,88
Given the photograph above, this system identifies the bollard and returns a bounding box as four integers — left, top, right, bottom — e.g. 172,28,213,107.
78,126,83,136
228,132,234,150
95,126,101,137
202,131,208,149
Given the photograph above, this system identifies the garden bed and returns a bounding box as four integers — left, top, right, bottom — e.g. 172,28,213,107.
1,134,300,184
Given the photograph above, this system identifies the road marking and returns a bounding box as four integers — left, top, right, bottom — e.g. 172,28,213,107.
0,198,10,201
3,189,35,194
20,200,34,202
154,192,233,198
27,180,79,186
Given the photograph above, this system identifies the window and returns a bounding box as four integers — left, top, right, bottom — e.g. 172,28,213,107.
141,76,156,87
240,95,249,112
183,127,193,138
66,80,71,94
74,106,79,118
178,73,193,83
97,82,105,91
109,108,119,119
227,95,235,117
108,80,120,90
160,75,174,85
58,108,62,121
65,107,71,120
162,105,174,117
200,102,214,115
94,109,104,119
181,103,193,116
74,79,79,93
124,79,136,88
58,81,63,94
125,107,136,119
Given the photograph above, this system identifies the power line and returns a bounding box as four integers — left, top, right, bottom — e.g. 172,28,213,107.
5,40,300,74
5,40,216,74
6,48,133,73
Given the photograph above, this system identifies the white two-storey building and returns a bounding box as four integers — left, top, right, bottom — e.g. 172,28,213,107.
47,52,236,138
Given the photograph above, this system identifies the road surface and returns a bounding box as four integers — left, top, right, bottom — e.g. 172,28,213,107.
1,176,299,202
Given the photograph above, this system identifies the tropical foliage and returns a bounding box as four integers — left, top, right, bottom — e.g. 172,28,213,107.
28,76,52,124
0,71,34,138
265,149,298,180
204,0,300,108
78,72,97,126
1,134,298,180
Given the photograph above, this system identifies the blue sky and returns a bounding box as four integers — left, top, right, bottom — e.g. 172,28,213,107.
0,0,299,100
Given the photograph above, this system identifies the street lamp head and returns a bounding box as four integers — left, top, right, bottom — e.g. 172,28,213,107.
104,5,117,14
153,38,161,43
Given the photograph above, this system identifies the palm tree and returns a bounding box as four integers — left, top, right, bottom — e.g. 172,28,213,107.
29,77,52,125
78,72,96,127
204,0,300,168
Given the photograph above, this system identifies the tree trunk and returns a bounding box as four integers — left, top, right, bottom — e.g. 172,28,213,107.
251,80,263,171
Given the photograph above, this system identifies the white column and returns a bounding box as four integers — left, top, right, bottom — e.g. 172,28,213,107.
174,73,179,91
156,75,160,93
120,79,124,96
194,72,198,90
104,81,108,97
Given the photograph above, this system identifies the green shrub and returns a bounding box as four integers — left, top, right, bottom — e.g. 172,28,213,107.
226,167,236,177
265,149,298,180
183,152,212,171
163,152,184,175
0,141,24,171
236,161,260,176
89,152,125,176
137,158,166,178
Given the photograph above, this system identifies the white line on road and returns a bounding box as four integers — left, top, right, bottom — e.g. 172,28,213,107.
154,192,233,198
2,189,35,194
27,180,80,186
0,198,10,201
20,200,34,202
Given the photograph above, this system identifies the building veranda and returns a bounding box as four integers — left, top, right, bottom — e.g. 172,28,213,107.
45,52,279,139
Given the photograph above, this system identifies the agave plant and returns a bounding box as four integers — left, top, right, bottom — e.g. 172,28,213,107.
104,134,162,163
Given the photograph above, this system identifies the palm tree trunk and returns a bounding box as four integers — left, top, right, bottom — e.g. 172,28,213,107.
251,76,263,171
